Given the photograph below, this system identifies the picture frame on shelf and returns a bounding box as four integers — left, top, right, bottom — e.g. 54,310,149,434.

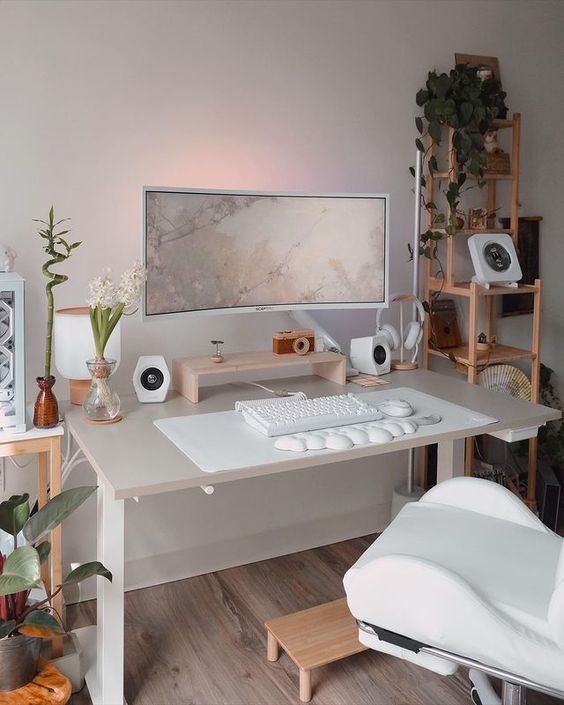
454,53,501,82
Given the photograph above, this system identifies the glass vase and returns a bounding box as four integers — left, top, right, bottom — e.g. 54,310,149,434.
83,358,120,422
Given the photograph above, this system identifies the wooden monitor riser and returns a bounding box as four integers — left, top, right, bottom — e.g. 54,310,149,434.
172,350,347,403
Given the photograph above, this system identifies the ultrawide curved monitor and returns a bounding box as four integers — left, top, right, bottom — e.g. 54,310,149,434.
143,187,389,317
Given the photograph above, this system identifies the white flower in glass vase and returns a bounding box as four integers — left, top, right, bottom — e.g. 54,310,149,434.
84,262,146,422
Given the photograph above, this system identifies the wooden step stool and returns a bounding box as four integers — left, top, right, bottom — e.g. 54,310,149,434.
265,598,367,702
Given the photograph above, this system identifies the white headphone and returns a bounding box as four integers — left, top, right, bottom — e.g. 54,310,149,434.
376,294,426,363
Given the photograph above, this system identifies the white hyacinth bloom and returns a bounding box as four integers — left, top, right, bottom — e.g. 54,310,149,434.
88,269,117,309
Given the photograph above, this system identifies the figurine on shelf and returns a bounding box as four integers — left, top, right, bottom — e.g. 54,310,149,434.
484,129,500,153
477,332,490,351
210,340,225,363
0,244,16,272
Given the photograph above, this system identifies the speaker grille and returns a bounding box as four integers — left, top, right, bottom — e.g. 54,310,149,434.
140,367,164,391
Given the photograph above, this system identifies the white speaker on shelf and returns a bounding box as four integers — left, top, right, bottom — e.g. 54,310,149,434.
349,333,391,376
133,356,170,403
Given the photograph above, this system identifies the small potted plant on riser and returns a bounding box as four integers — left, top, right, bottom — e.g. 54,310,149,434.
33,207,81,428
0,487,111,691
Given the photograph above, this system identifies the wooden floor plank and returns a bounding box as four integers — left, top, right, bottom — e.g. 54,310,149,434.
67,533,562,705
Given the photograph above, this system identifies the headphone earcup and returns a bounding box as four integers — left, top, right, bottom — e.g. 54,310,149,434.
379,324,400,351
403,321,423,350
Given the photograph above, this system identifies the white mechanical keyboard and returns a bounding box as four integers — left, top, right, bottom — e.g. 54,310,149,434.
235,393,419,437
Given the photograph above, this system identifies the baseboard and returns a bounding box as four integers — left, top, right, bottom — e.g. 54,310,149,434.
69,502,390,603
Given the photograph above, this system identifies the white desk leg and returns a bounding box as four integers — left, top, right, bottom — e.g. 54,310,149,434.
436,439,465,483
96,481,126,705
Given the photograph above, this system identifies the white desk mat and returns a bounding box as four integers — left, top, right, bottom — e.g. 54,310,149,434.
154,387,498,474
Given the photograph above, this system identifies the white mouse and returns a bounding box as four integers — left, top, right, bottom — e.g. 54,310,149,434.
274,435,307,452
380,399,414,417
301,433,327,450
342,427,369,445
325,434,354,450
367,427,394,444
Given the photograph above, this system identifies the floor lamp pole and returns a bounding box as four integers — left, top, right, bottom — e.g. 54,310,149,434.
395,150,425,512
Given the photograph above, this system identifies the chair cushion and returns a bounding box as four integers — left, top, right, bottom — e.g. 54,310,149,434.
344,495,564,692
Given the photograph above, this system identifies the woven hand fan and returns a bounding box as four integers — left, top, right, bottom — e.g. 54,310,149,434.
477,364,531,401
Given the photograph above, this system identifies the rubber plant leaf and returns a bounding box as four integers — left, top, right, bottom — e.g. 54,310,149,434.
23,486,96,544
18,610,64,639
36,540,51,565
0,620,16,639
63,561,112,585
0,494,30,537
0,546,41,597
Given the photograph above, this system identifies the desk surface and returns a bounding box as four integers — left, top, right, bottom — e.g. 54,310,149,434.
63,369,560,501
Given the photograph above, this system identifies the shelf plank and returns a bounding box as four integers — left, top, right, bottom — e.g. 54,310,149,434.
428,343,535,367
427,278,539,297
433,172,513,181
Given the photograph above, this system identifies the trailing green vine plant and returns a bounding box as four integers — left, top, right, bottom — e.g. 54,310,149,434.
34,207,82,379
409,64,508,261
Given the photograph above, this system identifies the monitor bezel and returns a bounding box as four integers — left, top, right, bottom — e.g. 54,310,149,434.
142,186,389,320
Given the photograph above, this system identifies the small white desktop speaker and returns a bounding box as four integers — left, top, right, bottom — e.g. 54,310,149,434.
350,333,391,376
0,273,26,433
133,356,170,403
468,233,522,289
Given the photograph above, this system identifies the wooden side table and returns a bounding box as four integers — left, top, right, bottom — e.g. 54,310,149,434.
0,424,64,655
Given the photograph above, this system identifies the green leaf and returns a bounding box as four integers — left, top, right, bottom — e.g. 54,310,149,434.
0,620,16,639
23,487,96,544
0,494,30,538
409,166,416,178
63,561,112,585
18,610,64,639
460,102,473,124
428,121,441,144
71,241,82,249
415,89,429,107
415,138,425,153
36,541,51,564
415,116,423,135
0,546,41,596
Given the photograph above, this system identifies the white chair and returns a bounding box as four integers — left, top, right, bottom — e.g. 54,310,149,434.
344,477,564,705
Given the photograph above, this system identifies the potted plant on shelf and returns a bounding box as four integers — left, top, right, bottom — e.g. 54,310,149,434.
85,262,145,422
410,63,508,261
0,486,111,691
34,207,82,428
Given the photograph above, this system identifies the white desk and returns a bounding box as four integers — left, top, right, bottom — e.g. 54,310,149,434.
63,369,559,705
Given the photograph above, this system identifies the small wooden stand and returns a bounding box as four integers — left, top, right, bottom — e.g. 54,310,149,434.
0,660,71,705
265,598,367,703
173,350,347,403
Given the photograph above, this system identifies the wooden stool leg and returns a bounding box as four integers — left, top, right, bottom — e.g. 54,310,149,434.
299,668,312,703
267,631,279,662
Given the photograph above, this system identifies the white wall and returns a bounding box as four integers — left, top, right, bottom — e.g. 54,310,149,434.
1,0,563,596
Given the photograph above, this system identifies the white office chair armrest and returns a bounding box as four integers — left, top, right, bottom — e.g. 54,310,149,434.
420,477,550,533
345,553,528,665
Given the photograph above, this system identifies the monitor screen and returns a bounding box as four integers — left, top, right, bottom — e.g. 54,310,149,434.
143,188,388,317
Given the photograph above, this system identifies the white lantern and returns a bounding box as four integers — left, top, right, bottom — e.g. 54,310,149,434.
54,307,121,404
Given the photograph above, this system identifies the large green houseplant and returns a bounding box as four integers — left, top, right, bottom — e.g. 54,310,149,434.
410,64,507,261
0,486,111,691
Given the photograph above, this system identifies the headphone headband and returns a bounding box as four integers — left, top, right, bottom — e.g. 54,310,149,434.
376,293,425,329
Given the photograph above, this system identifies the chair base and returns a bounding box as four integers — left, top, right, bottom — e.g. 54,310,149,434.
358,621,564,704
470,669,526,705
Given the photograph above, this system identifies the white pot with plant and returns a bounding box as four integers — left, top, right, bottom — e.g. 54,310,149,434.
84,263,145,422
